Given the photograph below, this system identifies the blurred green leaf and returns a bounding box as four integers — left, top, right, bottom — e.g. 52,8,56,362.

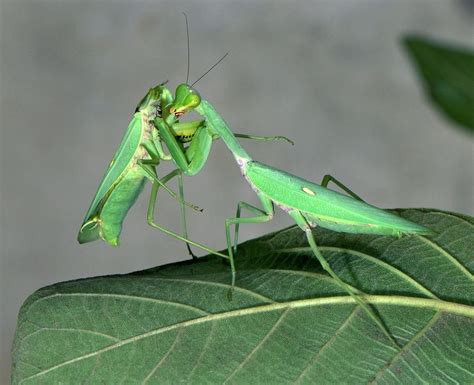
403,35,474,134
12,209,474,384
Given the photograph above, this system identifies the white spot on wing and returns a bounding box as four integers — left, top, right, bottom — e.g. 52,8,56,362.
302,187,316,196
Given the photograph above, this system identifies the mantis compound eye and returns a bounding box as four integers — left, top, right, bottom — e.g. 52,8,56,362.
172,83,201,116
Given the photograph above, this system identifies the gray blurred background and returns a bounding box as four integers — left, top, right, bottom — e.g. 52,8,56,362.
1,0,473,382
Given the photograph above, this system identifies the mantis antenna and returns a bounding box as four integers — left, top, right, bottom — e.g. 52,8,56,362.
182,12,191,84
182,12,227,87
191,53,229,87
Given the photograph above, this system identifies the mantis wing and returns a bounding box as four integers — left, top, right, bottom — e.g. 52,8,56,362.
78,113,144,243
246,161,433,236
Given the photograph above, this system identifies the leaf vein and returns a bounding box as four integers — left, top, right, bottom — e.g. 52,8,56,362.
368,312,441,384
20,327,121,344
154,277,275,303
141,329,182,384
27,293,210,317
186,321,216,381
18,296,474,383
414,235,473,281
294,307,358,384
223,308,290,384
279,246,438,298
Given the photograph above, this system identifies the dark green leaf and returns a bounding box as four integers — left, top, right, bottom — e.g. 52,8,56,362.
403,35,474,134
12,209,474,384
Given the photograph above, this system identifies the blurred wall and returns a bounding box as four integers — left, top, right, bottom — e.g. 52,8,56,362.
1,0,473,382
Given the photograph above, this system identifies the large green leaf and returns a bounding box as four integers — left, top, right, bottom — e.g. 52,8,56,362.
12,209,474,384
403,35,474,134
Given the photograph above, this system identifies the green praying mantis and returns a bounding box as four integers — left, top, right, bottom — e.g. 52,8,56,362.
78,24,433,348
78,80,432,345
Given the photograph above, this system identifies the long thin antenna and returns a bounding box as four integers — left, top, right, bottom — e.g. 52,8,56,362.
191,53,229,87
182,12,190,84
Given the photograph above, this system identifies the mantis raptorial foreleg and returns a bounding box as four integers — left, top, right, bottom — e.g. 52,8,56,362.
321,174,364,202
156,119,213,176
142,134,173,162
157,116,294,178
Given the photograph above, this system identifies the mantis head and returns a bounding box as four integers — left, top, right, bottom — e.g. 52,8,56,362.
170,84,201,118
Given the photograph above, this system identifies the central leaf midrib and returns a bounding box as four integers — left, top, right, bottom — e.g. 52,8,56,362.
21,295,474,384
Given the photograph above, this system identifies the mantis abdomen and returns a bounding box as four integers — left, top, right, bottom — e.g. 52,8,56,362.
244,161,432,236
98,171,148,246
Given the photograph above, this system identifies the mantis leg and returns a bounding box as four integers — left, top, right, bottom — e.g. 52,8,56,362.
289,209,399,349
177,171,197,259
141,130,206,259
142,165,196,259
146,170,229,261
321,174,364,201
151,129,172,161
233,202,268,253
139,146,197,258
142,137,171,162
155,118,213,176
137,143,190,207
225,193,274,284
137,160,201,212
233,133,294,145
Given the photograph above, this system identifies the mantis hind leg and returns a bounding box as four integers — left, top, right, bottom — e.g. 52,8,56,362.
321,174,364,202
289,210,399,349
225,193,274,284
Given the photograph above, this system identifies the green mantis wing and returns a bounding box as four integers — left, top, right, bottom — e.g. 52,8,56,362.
78,113,146,245
245,161,433,236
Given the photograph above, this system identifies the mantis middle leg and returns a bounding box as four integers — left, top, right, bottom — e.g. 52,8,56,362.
225,193,274,283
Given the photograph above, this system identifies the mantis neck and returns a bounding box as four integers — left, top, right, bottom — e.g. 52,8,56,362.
196,100,252,167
